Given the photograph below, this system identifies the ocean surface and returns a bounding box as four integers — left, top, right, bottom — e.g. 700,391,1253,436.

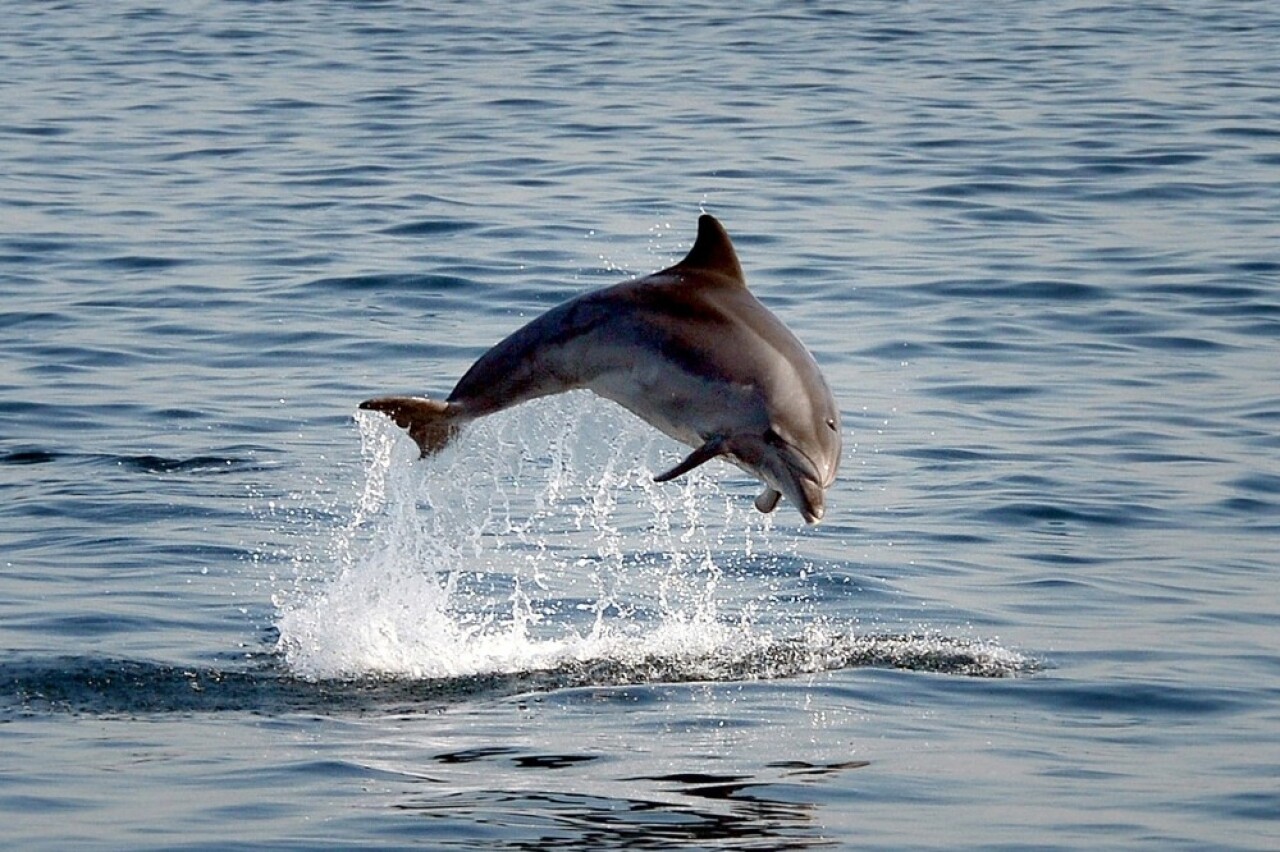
2,1,1278,848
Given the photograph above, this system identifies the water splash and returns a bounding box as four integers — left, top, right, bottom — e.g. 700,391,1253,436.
275,395,783,680
274,395,1035,683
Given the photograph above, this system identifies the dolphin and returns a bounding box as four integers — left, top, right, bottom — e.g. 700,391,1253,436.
360,214,841,523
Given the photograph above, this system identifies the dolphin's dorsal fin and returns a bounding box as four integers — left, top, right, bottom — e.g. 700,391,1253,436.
673,214,745,284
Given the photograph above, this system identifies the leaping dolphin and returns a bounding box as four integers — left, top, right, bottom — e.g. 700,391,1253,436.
360,214,841,523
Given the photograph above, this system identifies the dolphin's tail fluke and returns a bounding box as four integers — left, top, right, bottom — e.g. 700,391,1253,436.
359,396,462,457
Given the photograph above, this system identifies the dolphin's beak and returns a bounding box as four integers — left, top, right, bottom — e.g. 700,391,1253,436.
802,499,824,524
794,475,827,524
768,443,828,525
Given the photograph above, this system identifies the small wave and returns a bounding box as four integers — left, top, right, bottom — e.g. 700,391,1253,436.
921,277,1108,302
6,635,1034,717
381,219,480,237
536,629,1035,686
0,448,272,475
98,255,188,271
0,449,60,466
305,272,473,293
116,454,262,475
276,609,1034,685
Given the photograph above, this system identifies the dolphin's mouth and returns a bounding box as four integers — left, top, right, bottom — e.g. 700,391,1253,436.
795,479,826,524
760,433,827,524
787,473,825,524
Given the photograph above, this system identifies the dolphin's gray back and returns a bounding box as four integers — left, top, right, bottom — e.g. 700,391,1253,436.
447,268,832,453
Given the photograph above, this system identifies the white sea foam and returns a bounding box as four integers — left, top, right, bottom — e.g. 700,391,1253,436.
275,395,789,681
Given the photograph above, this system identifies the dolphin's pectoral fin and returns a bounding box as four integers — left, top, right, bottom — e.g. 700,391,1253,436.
359,396,459,457
754,487,782,514
653,437,726,483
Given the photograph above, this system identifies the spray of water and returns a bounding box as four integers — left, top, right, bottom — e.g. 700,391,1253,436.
274,395,790,680
273,394,1034,683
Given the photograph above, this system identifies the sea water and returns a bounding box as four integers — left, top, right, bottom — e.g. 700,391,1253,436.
2,1,1278,849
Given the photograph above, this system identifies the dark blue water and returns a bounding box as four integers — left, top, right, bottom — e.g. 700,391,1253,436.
3,2,1278,848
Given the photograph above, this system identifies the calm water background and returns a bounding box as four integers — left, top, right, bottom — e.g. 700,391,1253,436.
3,1,1278,848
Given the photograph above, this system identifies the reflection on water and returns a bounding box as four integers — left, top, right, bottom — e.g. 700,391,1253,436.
388,751,870,850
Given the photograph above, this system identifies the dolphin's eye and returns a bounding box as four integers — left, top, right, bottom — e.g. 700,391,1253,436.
763,427,786,446
826,417,837,431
